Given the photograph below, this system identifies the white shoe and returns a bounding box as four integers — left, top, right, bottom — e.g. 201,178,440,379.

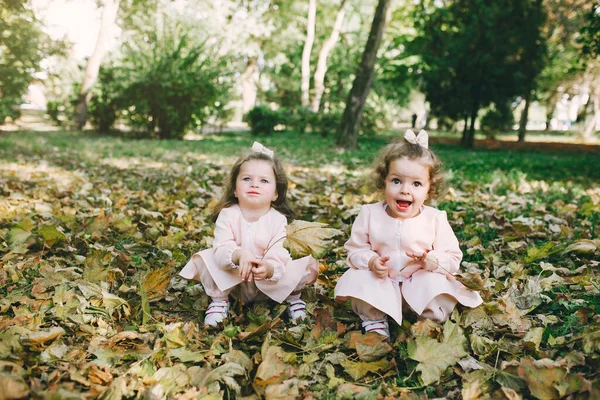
204,300,228,327
287,299,307,320
362,320,390,338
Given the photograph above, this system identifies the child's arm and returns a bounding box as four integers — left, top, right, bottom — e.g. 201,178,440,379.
212,209,247,270
427,211,462,274
346,207,379,270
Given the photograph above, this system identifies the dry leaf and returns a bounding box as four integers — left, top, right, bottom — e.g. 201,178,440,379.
282,220,342,259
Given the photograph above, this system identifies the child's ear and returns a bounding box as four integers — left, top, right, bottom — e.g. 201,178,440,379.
272,192,278,202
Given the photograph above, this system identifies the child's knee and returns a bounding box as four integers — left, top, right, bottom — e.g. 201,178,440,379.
421,294,456,323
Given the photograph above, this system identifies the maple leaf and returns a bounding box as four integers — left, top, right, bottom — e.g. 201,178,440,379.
340,359,390,380
281,220,342,259
408,320,468,385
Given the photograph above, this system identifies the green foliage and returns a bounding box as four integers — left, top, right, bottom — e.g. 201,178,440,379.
580,3,600,57
310,111,342,137
87,66,129,132
247,105,282,135
480,102,515,138
0,1,54,122
88,9,232,139
410,0,546,145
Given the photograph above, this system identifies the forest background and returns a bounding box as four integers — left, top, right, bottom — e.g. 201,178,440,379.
1,0,600,399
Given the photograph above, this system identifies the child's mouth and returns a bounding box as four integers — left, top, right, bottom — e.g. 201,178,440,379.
396,200,412,211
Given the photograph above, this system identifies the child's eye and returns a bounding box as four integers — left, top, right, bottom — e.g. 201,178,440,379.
392,178,401,184
414,182,421,187
242,177,251,182
261,179,269,184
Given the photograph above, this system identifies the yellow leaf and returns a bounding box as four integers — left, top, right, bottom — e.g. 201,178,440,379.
341,359,389,380
255,346,295,387
0,375,30,400
408,321,467,385
354,333,393,362
21,327,65,347
142,266,171,300
282,220,342,259
563,239,600,254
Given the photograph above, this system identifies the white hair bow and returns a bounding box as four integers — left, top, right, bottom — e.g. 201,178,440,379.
404,129,429,149
251,142,274,158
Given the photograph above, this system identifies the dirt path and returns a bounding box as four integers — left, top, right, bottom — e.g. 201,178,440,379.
431,137,600,153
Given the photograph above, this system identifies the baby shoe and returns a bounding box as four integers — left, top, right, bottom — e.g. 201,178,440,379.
287,299,307,320
362,319,390,338
204,300,229,327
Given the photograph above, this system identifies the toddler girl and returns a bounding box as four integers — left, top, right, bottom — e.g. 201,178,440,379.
334,130,482,338
180,142,318,326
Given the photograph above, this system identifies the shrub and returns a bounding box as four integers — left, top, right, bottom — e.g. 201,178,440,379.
311,111,342,137
88,66,126,132
481,102,514,138
247,105,281,135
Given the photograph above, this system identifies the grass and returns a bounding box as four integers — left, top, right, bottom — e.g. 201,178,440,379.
1,128,600,398
2,128,599,184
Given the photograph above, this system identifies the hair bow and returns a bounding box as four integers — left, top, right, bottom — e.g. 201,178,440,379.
404,129,429,149
251,142,274,158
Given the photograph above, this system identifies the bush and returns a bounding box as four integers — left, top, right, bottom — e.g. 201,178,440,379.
247,105,281,135
481,102,514,138
90,15,232,140
284,107,313,134
88,66,126,132
311,111,341,137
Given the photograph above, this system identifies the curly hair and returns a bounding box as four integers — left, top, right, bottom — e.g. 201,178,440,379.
371,140,446,200
211,150,295,222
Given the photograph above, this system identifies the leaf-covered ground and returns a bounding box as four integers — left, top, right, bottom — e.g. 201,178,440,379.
1,130,599,399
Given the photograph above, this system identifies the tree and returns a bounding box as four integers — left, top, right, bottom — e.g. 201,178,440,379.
336,0,393,149
411,0,548,148
310,0,347,112
301,0,317,108
536,0,588,132
579,3,600,141
73,0,121,130
0,0,54,122
516,0,546,142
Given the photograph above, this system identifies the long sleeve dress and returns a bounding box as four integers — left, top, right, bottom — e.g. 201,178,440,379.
179,205,318,303
334,201,482,325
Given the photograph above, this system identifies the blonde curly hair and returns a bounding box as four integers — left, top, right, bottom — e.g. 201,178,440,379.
372,140,445,200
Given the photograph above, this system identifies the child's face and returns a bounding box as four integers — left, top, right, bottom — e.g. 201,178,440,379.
234,159,278,211
383,157,431,220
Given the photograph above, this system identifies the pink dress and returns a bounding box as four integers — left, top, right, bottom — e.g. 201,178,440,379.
179,205,318,303
334,201,482,325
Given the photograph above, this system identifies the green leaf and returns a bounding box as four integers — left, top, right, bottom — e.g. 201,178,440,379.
39,224,67,246
525,242,562,263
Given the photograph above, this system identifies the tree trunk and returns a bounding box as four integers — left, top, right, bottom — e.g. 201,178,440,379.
518,90,532,142
582,86,599,142
462,102,478,149
544,90,560,131
241,57,259,115
301,0,317,108
336,0,392,149
310,0,347,112
73,0,120,130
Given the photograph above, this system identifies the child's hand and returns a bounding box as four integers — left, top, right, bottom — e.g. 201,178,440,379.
252,259,274,281
404,250,438,277
234,249,256,281
368,255,390,279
